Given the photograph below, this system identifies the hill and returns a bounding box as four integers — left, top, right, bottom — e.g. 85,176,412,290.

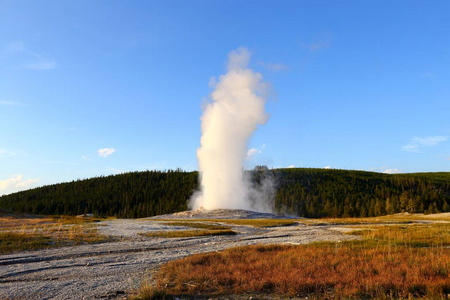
0,168,449,218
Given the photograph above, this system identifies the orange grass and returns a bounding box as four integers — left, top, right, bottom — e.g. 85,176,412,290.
145,244,450,299
354,223,450,247
0,215,109,253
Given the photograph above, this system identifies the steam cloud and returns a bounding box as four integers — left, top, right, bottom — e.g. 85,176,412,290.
189,47,274,213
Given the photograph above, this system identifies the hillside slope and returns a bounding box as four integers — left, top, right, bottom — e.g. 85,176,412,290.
0,169,449,218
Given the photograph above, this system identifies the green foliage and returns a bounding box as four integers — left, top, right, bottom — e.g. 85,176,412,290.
0,170,198,218
0,168,449,218
273,168,450,218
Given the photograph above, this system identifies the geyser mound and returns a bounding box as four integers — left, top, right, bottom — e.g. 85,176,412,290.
189,47,275,213
152,208,292,220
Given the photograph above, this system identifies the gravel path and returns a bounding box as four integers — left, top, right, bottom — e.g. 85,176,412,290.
0,210,358,299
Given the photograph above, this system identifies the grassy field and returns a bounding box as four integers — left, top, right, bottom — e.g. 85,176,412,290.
136,219,450,299
0,214,110,253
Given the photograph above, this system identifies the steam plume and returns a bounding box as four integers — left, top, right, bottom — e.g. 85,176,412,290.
189,47,273,212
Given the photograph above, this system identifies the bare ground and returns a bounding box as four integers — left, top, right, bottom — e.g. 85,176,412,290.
0,209,359,300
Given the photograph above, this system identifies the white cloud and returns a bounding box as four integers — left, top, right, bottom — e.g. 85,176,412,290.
324,166,332,169
287,165,295,168
81,155,88,160
3,41,25,55
403,136,447,151
246,148,262,159
0,100,26,106
382,168,402,174
98,148,116,158
0,148,16,157
3,41,56,71
303,34,331,53
246,144,266,160
26,60,56,70
259,62,289,71
0,174,38,195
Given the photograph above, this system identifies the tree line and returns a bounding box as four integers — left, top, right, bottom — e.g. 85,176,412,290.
0,168,449,218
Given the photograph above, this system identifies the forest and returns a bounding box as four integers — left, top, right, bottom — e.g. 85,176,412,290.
0,168,449,218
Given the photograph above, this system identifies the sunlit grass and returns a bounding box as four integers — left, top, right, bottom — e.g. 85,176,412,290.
350,223,450,247
136,222,450,299
0,215,110,253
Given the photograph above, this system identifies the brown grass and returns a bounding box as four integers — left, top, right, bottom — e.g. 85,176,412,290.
353,223,450,247
0,215,109,253
145,244,450,299
137,223,450,299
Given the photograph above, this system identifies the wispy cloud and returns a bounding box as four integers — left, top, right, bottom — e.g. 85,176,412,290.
403,136,447,152
3,41,56,71
98,148,116,158
420,72,435,79
258,62,289,71
0,100,26,106
26,60,56,71
382,168,402,174
246,144,266,159
0,174,38,195
247,148,262,159
303,34,331,53
0,148,17,157
3,41,26,55
287,165,295,168
324,166,332,169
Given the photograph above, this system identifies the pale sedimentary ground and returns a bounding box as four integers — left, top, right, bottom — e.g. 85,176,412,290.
0,209,359,300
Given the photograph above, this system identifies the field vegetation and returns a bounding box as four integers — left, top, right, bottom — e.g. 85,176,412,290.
137,220,450,299
0,214,109,253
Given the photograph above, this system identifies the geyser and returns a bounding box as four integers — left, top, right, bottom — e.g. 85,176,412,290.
189,47,274,212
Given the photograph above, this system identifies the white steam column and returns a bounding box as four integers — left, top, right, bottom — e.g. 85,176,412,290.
189,47,271,211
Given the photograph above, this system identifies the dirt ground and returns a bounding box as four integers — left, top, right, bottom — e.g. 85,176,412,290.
0,209,360,300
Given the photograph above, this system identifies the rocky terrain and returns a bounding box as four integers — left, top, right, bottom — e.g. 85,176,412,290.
0,209,359,299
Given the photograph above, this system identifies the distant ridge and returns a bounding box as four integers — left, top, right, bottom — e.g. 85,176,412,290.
0,168,449,218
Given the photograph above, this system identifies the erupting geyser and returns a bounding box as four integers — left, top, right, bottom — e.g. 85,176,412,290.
189,47,274,212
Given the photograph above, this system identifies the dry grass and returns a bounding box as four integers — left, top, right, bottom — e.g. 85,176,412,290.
303,213,450,226
0,215,109,253
353,223,450,247
140,229,236,238
142,244,450,299
137,222,450,299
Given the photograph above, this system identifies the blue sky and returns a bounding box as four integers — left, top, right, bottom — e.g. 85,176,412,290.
1,0,449,195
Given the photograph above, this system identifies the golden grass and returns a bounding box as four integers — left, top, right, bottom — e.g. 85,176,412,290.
136,222,450,299
140,229,236,238
0,215,109,253
353,223,450,247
